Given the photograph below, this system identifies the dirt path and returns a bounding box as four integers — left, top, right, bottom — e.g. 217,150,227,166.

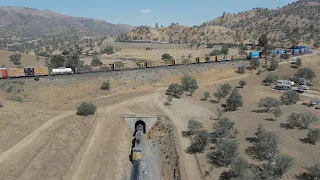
69,94,154,180
0,112,74,164
153,90,202,180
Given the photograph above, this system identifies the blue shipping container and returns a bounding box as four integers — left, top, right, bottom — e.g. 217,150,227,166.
277,50,285,54
250,52,260,59
300,48,305,53
293,49,300,52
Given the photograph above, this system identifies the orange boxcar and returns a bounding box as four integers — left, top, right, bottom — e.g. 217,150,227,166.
34,67,49,76
7,68,25,77
0,68,7,78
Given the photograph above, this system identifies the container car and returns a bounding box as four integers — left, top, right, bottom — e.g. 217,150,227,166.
249,52,260,59
293,49,300,55
277,50,285,54
285,49,292,54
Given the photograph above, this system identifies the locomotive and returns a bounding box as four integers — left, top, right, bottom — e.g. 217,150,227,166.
132,124,144,164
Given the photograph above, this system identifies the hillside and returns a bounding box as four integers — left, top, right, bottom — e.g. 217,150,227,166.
125,0,320,45
0,6,134,38
125,25,235,44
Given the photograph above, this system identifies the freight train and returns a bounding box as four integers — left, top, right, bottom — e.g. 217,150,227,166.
0,55,234,79
0,45,309,79
132,124,144,164
248,45,309,59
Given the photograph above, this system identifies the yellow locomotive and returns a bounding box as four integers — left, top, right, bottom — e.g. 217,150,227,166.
132,124,144,163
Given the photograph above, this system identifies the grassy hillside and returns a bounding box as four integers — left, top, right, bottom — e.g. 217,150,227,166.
125,0,320,46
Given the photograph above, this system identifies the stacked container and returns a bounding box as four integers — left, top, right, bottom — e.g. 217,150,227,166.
250,52,260,59
293,49,300,55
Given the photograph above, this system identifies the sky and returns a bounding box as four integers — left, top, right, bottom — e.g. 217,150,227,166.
1,0,296,26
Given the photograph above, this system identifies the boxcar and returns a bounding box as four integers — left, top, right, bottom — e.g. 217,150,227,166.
7,68,26,77
113,62,126,70
34,67,49,76
75,64,113,73
0,68,7,79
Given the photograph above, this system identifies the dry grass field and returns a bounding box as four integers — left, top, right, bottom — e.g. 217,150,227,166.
0,52,319,180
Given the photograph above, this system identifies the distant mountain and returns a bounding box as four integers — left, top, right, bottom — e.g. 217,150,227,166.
125,0,320,46
0,6,134,38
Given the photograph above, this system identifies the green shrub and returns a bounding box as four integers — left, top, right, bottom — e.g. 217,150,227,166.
281,91,300,105
166,83,184,98
307,128,320,145
7,96,24,103
250,59,260,70
34,76,40,81
207,138,239,166
77,102,97,116
238,80,246,88
269,58,279,71
145,47,153,50
181,75,199,96
202,91,211,101
206,43,214,48
286,112,319,129
263,73,278,86
257,97,280,112
212,117,236,139
100,45,115,55
186,130,209,153
280,54,289,59
226,89,243,111
161,53,173,60
101,81,110,90
91,57,103,66
237,65,246,74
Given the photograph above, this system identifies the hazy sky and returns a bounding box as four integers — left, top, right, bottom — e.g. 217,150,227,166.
1,0,295,26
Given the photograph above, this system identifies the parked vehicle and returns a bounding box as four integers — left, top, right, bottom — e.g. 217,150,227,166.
299,85,309,90
276,80,294,90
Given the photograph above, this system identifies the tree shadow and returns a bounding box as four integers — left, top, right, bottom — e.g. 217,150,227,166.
252,109,267,113
290,65,298,69
221,104,227,108
279,123,292,130
299,138,314,145
245,137,258,143
210,99,219,104
295,173,314,180
265,118,276,121
219,170,233,180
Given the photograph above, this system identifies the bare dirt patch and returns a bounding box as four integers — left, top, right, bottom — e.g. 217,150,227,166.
148,116,181,180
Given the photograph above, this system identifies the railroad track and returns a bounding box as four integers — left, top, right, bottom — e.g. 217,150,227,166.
1,51,316,82
1,59,248,81
130,164,140,180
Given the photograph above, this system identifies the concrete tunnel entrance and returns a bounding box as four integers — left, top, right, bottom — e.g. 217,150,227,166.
123,116,158,134
135,120,146,134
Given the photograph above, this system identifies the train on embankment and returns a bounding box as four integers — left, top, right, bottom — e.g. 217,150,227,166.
0,45,309,79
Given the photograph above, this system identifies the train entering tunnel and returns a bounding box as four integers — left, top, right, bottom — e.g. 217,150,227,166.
123,116,158,134
135,120,146,134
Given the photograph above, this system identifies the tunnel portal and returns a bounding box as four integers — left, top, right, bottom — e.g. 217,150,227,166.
123,116,158,134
